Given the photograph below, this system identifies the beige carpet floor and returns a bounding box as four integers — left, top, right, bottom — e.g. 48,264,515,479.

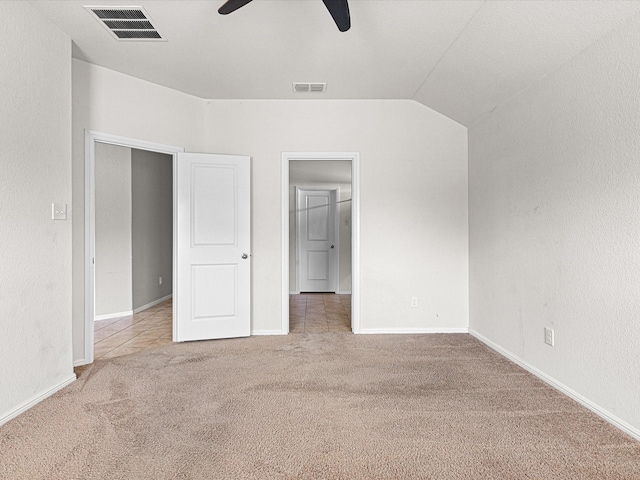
1,333,639,479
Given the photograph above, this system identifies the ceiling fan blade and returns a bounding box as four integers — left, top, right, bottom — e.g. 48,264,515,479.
218,0,254,15
322,0,350,32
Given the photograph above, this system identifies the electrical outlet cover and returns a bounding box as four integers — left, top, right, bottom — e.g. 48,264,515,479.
544,327,554,346
52,203,67,220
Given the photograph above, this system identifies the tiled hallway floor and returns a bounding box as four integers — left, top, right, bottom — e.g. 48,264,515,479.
290,293,351,333
94,299,172,359
94,294,351,359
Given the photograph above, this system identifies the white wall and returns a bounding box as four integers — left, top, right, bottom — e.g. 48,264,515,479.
469,13,640,435
0,2,74,424
72,60,205,362
337,183,352,294
72,66,468,352
205,100,468,333
131,149,173,310
95,143,132,317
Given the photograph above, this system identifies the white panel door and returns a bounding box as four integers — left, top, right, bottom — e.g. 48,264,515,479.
176,153,250,341
297,188,336,292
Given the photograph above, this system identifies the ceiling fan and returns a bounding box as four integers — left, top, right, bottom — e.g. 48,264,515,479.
218,0,351,32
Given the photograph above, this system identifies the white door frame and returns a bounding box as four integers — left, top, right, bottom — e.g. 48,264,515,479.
82,130,184,365
281,152,360,334
295,187,340,293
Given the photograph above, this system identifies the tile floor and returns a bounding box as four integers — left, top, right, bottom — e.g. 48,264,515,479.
94,299,173,359
93,294,351,360
290,293,351,333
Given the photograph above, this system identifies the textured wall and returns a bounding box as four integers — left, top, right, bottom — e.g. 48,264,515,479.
337,183,352,294
95,143,132,317
131,149,173,310
469,13,640,433
0,2,74,422
205,100,469,333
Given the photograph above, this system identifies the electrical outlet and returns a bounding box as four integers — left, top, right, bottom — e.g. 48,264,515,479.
411,297,418,308
544,327,554,347
159,276,163,285
52,203,67,220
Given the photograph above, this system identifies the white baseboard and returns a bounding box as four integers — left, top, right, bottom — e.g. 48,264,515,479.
73,358,88,367
133,294,172,314
94,310,133,321
251,329,288,336
469,329,640,442
0,374,76,427
288,291,352,295
359,327,469,334
94,295,173,321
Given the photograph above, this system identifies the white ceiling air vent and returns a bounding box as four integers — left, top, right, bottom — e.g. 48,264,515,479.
85,6,166,41
293,83,327,93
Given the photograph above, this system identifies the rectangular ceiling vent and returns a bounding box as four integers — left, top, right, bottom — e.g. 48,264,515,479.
293,83,327,93
85,6,166,41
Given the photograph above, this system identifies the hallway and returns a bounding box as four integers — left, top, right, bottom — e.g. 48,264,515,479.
290,293,351,333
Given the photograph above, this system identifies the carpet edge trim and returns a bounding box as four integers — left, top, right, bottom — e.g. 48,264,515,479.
0,374,76,427
469,329,640,442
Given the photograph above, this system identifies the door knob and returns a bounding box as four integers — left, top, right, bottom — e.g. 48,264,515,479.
330,245,335,249
242,253,248,259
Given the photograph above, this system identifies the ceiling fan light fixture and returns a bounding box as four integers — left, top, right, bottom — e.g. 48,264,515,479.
218,0,350,32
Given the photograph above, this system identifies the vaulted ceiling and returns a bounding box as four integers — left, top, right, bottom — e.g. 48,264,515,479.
29,0,640,126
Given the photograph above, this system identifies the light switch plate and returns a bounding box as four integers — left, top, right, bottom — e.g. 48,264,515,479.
52,203,67,220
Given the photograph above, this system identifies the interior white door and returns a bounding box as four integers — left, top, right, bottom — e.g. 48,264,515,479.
297,188,336,292
176,153,250,341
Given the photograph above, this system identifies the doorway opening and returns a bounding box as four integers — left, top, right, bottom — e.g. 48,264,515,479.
93,143,174,359
281,153,360,334
82,131,183,365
